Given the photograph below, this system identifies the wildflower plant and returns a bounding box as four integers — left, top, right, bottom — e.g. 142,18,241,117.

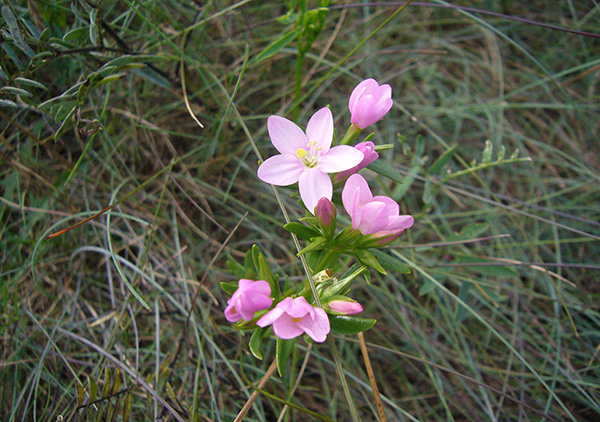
222,78,414,418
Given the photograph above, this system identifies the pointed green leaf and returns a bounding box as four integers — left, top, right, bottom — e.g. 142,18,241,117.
252,29,299,64
428,144,458,175
276,338,294,377
297,236,327,255
329,315,376,335
284,222,320,241
249,327,269,360
482,140,493,164
123,392,132,422
371,249,410,274
354,248,386,274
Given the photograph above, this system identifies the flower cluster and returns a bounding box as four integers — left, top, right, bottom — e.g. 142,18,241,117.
223,78,413,348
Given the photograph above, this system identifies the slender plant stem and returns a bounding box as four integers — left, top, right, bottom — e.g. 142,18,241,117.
358,332,386,421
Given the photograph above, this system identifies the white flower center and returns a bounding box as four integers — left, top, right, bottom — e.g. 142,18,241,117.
296,140,321,168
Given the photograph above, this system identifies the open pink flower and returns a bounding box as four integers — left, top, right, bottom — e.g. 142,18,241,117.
349,79,393,129
256,296,330,342
224,279,273,322
335,141,379,181
342,174,414,238
257,107,364,213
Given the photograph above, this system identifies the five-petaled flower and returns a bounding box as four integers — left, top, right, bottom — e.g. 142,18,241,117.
257,296,330,342
257,107,364,214
349,79,393,129
224,279,273,322
342,174,414,241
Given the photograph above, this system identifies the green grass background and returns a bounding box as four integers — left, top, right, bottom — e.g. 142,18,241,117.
1,1,599,421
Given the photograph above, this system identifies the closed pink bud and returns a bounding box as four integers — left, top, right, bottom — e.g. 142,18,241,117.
315,197,336,228
349,79,393,129
327,300,363,315
335,141,379,181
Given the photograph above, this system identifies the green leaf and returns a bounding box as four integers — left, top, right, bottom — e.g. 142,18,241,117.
226,257,247,279
0,65,9,82
0,99,17,108
2,6,35,57
132,67,172,88
297,236,327,255
482,140,493,164
371,249,411,274
252,29,299,64
63,27,89,43
249,327,269,360
276,338,294,377
89,8,99,45
329,315,376,335
220,281,238,295
284,222,320,241
455,281,472,323
354,248,386,274
423,178,434,204
428,144,458,175
14,77,46,90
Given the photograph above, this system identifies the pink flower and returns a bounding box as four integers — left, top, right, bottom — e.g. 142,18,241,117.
349,79,393,129
256,296,330,342
257,107,364,213
335,141,379,181
224,279,273,322
326,300,363,315
342,174,414,238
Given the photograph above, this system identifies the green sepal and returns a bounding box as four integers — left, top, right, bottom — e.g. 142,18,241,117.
251,245,279,296
428,144,458,175
220,281,238,295
276,338,295,377
371,249,411,274
284,222,320,241
354,248,387,274
329,315,376,335
297,236,327,255
250,327,269,360
226,257,247,279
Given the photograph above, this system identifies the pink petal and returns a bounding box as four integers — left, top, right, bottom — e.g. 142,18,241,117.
224,304,242,322
268,116,308,154
319,146,364,173
257,155,304,186
299,168,332,214
384,214,414,232
342,174,373,215
355,201,390,234
305,107,333,153
272,314,305,339
256,307,285,327
349,79,378,112
298,308,330,343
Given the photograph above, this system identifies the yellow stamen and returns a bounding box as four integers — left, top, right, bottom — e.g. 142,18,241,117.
296,148,307,159
291,317,302,323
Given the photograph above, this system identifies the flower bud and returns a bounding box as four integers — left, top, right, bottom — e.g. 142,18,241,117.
335,141,379,181
326,299,363,316
349,79,393,129
315,197,336,234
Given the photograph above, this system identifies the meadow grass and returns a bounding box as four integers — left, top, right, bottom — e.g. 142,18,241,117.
1,1,599,421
